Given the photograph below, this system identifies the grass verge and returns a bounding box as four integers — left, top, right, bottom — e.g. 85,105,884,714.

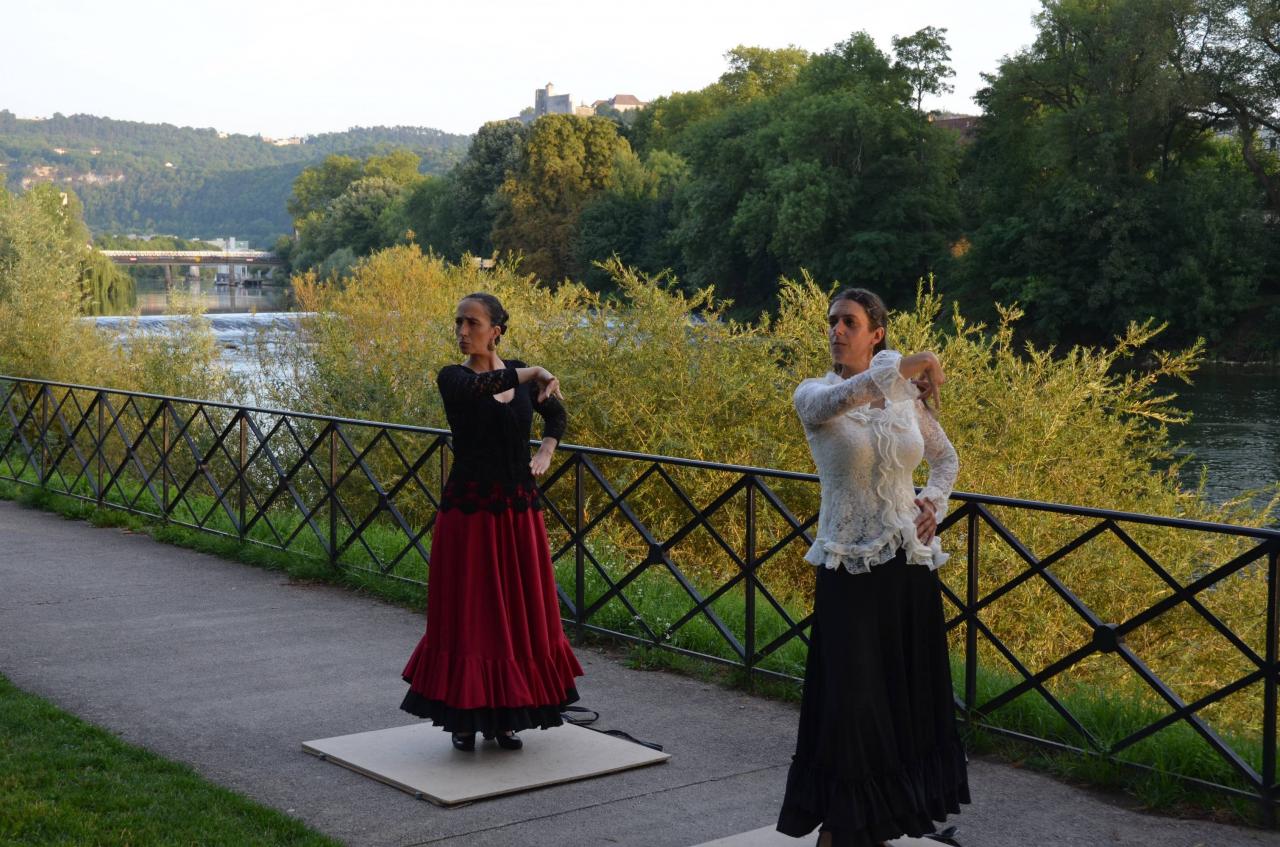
0,673,339,847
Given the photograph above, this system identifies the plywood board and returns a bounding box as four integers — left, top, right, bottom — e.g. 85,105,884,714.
692,824,947,846
303,722,669,806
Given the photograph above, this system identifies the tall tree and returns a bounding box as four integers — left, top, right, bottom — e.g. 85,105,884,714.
286,155,364,221
718,45,812,101
574,149,690,290
892,26,956,113
447,121,527,256
956,0,1271,345
1181,0,1280,214
492,115,630,281
670,31,961,312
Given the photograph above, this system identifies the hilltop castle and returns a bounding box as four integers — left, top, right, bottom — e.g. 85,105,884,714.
526,83,647,122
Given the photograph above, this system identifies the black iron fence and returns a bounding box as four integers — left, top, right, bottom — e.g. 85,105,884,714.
3,375,1278,821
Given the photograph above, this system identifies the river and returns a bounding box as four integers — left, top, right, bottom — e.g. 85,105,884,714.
1165,363,1280,509
95,280,1280,509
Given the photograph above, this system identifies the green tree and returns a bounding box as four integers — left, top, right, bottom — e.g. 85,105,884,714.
718,45,811,101
574,149,690,290
286,154,364,221
363,149,423,185
628,87,729,156
1183,0,1280,214
446,121,527,256
492,115,630,281
18,184,134,313
288,149,431,269
892,26,956,113
956,0,1271,345
318,176,403,259
670,32,960,312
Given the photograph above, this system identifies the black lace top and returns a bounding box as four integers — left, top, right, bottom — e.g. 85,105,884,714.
437,359,567,513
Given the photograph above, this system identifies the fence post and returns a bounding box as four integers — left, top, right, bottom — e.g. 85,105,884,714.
745,475,757,690
38,386,48,486
329,424,338,569
575,454,585,636
238,412,247,542
965,504,979,717
96,390,104,506
1264,543,1279,828
161,402,170,520
439,436,449,502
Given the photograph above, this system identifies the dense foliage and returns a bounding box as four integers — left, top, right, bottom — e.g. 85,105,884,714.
952,0,1279,349
256,246,1276,736
0,112,470,244
0,184,230,397
277,3,1278,355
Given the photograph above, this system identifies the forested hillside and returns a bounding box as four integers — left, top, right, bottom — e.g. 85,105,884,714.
0,111,470,244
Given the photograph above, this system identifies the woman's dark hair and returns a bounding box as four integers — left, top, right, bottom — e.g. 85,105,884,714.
461,292,509,344
830,287,888,354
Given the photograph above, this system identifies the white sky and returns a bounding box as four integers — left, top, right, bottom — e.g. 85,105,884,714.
0,0,1043,138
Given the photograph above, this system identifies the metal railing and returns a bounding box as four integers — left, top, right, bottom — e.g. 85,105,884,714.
2,375,1278,822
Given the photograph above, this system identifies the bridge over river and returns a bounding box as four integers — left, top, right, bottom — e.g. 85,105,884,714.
100,249,284,286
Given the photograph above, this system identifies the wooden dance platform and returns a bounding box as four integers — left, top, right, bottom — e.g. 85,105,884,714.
302,722,669,806
692,824,945,846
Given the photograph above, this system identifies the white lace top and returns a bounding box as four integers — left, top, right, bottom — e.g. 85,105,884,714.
793,349,959,574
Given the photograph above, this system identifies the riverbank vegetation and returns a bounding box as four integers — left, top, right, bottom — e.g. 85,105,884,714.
281,0,1280,358
2,225,1278,819
250,246,1279,748
0,183,233,398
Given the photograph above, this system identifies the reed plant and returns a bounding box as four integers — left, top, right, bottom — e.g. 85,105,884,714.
253,246,1279,747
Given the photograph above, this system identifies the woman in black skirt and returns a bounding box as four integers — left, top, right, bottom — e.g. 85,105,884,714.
400,292,583,751
777,288,968,846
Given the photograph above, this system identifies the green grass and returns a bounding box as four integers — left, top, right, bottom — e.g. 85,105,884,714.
0,673,340,847
1,468,1274,828
957,660,1267,823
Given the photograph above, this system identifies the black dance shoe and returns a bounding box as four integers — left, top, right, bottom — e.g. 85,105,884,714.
924,827,962,846
451,732,476,751
494,731,523,751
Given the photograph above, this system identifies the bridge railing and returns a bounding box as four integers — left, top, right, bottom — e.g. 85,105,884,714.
2,375,1278,822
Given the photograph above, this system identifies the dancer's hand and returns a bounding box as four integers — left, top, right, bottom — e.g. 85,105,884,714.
530,445,554,476
534,367,564,403
914,498,938,544
900,352,945,408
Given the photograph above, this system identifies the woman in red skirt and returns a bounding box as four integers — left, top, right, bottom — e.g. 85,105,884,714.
400,292,583,751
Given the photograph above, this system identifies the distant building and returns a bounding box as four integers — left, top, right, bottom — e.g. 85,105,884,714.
534,84,575,119
208,237,249,251
524,85,649,123
591,94,646,113
1214,118,1280,152
1262,123,1279,153
929,112,979,144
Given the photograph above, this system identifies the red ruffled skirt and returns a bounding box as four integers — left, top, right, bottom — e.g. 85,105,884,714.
400,501,583,735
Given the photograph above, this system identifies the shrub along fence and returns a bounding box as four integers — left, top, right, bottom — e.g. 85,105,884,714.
3,375,1278,822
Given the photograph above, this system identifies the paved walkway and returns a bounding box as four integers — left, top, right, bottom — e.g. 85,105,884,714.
1,500,1276,847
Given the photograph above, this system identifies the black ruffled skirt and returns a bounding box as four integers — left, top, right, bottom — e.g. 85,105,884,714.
777,550,969,846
